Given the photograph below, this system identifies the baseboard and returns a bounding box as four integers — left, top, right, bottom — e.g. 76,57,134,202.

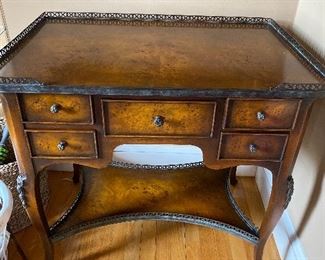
255,168,307,260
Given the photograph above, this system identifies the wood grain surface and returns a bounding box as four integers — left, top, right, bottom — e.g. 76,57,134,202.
8,171,280,260
26,130,97,158
0,21,321,89
224,99,300,130
53,166,251,235
19,94,93,124
102,100,216,137
218,133,288,161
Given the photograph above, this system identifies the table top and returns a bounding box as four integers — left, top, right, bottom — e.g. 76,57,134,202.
0,12,324,97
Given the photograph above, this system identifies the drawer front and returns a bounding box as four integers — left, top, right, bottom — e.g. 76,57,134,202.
218,133,288,161
27,131,97,158
224,99,300,130
20,94,93,124
102,100,216,137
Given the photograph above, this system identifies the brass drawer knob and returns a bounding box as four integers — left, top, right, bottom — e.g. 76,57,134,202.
57,140,68,151
153,115,165,127
249,144,257,153
50,103,61,113
256,111,265,121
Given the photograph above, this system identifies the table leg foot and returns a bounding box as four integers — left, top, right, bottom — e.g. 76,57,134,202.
254,241,266,260
257,166,294,260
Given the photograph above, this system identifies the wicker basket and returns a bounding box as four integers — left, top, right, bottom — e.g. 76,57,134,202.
0,119,49,233
0,162,49,233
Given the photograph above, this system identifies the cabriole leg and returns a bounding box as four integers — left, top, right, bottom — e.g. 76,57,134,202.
255,168,294,260
254,100,312,259
19,172,54,260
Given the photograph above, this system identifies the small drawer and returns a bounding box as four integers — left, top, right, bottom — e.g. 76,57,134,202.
26,130,97,158
224,99,300,130
218,133,288,161
19,94,93,124
102,100,217,137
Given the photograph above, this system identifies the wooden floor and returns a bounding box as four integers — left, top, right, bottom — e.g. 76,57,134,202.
8,172,280,260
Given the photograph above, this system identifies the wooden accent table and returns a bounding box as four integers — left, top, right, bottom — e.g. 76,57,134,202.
0,12,324,260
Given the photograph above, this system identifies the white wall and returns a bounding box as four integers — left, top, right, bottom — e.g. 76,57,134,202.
293,0,325,58
287,1,325,259
0,1,8,47
287,99,325,260
3,0,299,39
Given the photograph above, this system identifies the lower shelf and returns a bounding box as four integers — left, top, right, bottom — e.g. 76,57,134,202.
48,164,259,243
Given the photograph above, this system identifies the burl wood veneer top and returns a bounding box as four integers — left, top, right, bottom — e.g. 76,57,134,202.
0,19,322,90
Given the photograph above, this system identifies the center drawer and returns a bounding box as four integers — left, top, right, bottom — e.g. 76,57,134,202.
102,100,217,137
